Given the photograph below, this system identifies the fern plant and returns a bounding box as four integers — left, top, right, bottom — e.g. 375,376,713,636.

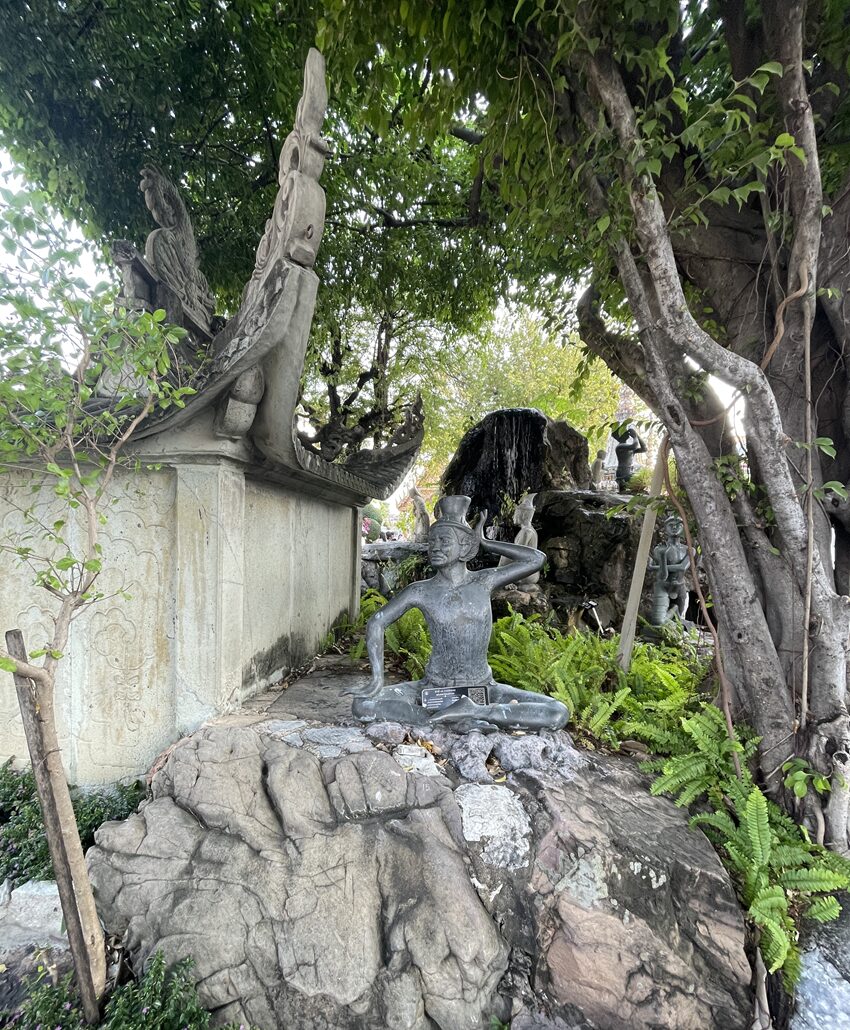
643,706,758,808
349,590,431,679
691,786,850,984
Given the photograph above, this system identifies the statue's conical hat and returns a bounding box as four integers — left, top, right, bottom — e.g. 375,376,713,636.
517,492,537,511
433,495,473,533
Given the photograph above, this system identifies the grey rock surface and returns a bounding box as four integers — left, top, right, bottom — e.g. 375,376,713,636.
0,879,67,951
791,895,850,1030
536,489,644,628
0,880,74,1013
266,654,398,724
89,698,752,1030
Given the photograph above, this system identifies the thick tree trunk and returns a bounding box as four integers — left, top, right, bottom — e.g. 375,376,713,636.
573,18,850,849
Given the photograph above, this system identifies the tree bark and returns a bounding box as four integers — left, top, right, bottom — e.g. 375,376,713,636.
572,21,850,847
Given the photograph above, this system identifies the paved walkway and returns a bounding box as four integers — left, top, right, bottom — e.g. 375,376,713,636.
234,652,400,726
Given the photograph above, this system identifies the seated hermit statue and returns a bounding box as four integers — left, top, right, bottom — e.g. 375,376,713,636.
350,495,569,733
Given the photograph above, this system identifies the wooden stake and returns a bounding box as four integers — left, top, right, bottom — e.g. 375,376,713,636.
6,629,104,1024
617,438,669,672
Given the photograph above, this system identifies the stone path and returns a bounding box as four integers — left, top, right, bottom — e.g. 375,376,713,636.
234,652,398,726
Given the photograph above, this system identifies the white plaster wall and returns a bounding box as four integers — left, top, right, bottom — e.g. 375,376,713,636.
242,480,357,692
0,461,360,785
0,469,177,785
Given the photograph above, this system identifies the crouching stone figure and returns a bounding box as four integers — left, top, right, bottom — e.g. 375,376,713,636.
350,495,569,733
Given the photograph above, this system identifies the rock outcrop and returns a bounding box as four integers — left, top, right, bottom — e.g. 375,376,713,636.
89,718,751,1030
441,409,592,524
536,489,644,627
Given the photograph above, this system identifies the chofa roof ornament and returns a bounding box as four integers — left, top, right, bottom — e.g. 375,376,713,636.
109,48,422,504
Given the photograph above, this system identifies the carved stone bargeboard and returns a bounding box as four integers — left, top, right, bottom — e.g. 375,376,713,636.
110,48,422,502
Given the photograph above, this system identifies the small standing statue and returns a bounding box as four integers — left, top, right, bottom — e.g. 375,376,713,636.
350,495,569,732
590,449,607,490
612,426,647,492
499,492,540,590
648,515,692,624
409,484,430,543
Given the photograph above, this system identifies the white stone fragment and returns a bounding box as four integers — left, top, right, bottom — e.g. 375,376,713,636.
0,880,67,953
455,784,531,869
393,744,440,777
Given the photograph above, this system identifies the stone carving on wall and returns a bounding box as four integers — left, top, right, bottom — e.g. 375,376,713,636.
139,165,216,333
112,166,216,341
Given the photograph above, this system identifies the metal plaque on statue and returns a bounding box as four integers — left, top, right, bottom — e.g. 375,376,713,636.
420,685,490,711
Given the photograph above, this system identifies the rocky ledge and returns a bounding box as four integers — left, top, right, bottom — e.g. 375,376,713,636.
88,716,751,1029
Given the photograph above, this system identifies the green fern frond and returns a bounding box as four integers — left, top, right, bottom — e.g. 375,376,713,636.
805,895,841,922
749,885,789,921
650,754,709,798
769,844,814,870
723,842,752,876
689,811,738,840
781,945,802,990
778,867,850,892
743,862,770,907
758,917,791,973
745,789,772,868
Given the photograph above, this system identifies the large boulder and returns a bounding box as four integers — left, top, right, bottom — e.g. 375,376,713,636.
536,489,644,627
88,718,751,1030
441,409,591,523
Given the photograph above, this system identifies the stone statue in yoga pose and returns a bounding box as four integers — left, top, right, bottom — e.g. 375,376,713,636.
350,495,569,733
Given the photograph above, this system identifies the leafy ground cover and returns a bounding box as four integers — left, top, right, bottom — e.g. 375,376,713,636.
5,952,252,1030
0,760,144,888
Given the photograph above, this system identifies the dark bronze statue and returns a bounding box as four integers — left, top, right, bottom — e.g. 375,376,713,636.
648,515,691,624
350,495,569,733
612,426,647,492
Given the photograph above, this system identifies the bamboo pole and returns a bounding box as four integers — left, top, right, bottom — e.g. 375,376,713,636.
617,437,669,672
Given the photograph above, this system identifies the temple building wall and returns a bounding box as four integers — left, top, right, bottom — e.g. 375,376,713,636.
0,459,360,786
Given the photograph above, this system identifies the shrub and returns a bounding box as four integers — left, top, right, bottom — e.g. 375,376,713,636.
5,951,253,1029
0,759,144,887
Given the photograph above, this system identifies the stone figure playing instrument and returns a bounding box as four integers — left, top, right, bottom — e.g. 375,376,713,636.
499,492,540,590
648,515,691,624
350,495,569,733
612,426,647,492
